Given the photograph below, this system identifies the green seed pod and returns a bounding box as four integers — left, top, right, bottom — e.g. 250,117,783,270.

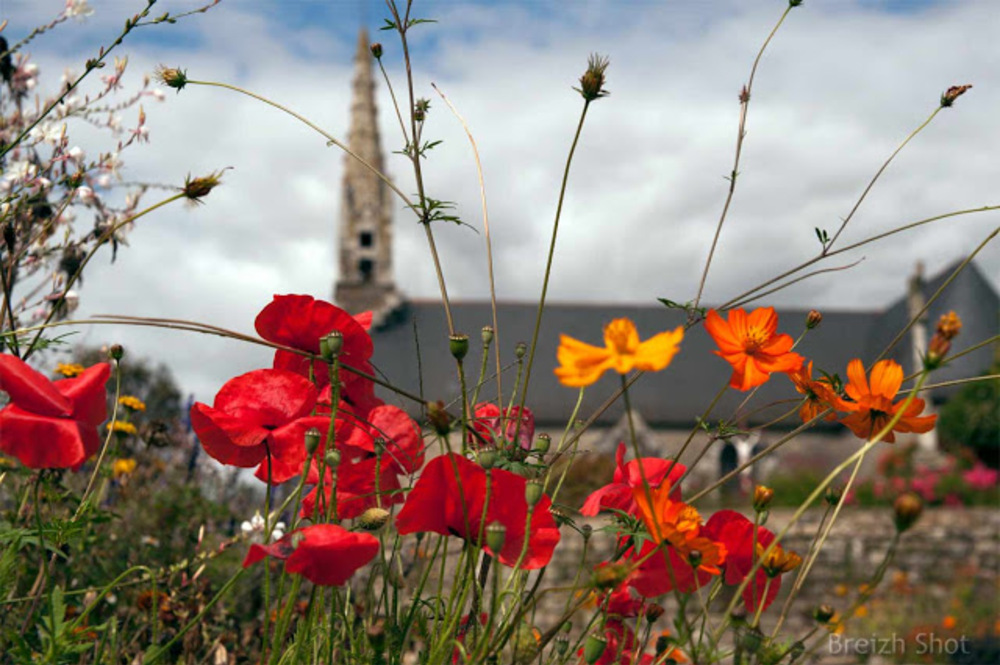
583,633,608,664
486,521,506,554
525,479,544,507
304,428,322,454
449,334,470,361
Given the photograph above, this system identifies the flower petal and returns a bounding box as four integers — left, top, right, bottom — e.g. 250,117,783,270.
0,354,72,417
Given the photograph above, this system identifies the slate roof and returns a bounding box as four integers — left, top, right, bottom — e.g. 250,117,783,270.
369,261,998,428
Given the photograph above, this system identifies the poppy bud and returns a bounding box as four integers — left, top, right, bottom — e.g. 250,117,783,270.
525,479,544,507
576,54,610,103
449,334,469,361
358,507,391,531
512,624,540,663
304,427,321,454
324,449,341,469
109,344,124,361
753,485,774,512
789,0,803,7
478,449,498,470
581,524,592,541
583,633,607,664
893,492,923,533
320,331,343,360
515,342,528,359
481,326,494,345
554,635,570,656
806,309,822,329
370,42,383,59
825,486,842,506
645,603,665,623
534,433,551,454
814,604,836,624
426,400,452,436
688,550,702,569
486,521,506,554
940,84,972,107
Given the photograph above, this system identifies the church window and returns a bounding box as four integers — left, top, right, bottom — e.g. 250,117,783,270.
359,231,373,247
359,258,374,282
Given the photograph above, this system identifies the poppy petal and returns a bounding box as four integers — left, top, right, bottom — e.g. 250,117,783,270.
0,354,72,417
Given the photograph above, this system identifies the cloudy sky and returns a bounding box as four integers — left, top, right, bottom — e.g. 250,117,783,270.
3,0,998,402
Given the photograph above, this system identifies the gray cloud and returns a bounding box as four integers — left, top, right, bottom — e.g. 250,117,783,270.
8,0,996,401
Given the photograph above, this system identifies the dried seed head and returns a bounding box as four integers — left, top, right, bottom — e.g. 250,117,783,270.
183,170,225,203
576,53,610,102
940,84,972,107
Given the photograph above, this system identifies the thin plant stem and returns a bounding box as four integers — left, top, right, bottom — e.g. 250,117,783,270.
518,100,592,416
692,4,794,312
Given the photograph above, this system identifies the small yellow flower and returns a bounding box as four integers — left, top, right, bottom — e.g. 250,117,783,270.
854,604,868,618
555,318,683,387
107,421,137,436
112,458,137,479
834,584,848,597
118,395,147,412
55,362,86,378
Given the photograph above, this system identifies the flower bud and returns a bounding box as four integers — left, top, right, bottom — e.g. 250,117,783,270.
324,449,341,470
426,400,452,436
814,604,836,624
534,433,551,454
413,98,430,122
688,550,702,569
645,603,665,623
893,492,923,533
581,523,592,541
108,343,124,361
941,84,972,107
583,633,608,664
449,334,469,361
753,485,774,512
182,170,224,203
514,341,528,359
320,331,343,360
525,479,544,507
577,54,610,102
554,635,570,656
154,65,187,90
486,521,506,554
825,486,842,506
806,309,823,329
740,628,763,653
935,311,962,340
481,326,494,345
358,507,391,531
478,449,498,470
370,42,383,59
925,333,951,370
304,427,322,454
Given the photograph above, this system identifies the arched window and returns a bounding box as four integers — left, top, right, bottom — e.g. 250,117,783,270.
359,231,373,247
359,258,374,282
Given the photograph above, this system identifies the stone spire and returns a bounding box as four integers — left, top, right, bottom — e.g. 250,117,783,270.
334,28,403,327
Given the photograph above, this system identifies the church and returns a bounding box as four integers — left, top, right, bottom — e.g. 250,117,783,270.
331,30,998,483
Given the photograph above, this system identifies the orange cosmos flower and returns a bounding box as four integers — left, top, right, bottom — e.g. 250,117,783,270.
705,307,804,391
788,361,840,423
555,318,683,388
838,359,936,444
632,484,725,576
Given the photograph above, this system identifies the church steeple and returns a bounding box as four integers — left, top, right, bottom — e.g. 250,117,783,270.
334,28,403,326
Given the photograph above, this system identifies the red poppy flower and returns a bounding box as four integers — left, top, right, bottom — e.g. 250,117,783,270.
255,294,381,414
838,359,936,444
345,404,424,475
242,523,378,586
703,510,781,614
395,453,560,569
705,307,804,391
189,369,318,481
467,402,535,450
628,539,717,597
301,452,404,520
0,354,110,469
580,443,686,516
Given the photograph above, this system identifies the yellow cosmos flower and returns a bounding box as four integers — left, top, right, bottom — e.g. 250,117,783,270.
107,421,137,436
118,395,147,412
554,318,683,387
112,458,137,479
55,362,86,378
